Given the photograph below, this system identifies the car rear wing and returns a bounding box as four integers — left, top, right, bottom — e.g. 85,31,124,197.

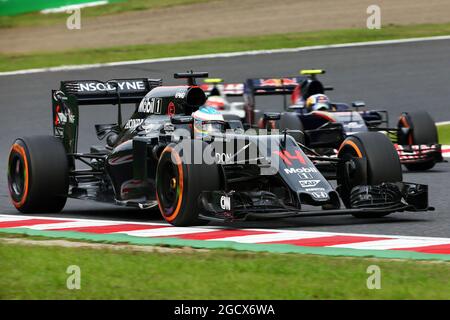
59,78,162,105
52,78,162,154
200,78,244,97
242,77,308,124
243,76,335,125
244,76,307,96
201,83,244,96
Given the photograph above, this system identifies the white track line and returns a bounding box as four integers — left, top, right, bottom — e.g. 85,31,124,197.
1,35,450,77
41,1,108,14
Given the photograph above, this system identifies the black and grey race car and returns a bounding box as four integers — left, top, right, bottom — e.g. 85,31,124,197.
245,70,444,171
7,72,432,226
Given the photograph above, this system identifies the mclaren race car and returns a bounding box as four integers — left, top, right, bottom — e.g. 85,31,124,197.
245,70,444,171
7,72,432,226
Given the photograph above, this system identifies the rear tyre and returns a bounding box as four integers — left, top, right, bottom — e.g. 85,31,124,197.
337,132,402,218
398,111,438,171
156,140,221,226
7,136,69,213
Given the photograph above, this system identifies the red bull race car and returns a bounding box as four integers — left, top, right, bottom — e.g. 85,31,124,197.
244,70,444,171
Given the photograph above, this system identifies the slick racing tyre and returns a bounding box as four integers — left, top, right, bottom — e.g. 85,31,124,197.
337,132,402,218
156,140,221,226
398,111,438,171
7,136,69,213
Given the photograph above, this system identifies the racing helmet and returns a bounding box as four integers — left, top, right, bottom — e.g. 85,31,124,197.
306,94,331,111
204,96,229,111
192,106,225,139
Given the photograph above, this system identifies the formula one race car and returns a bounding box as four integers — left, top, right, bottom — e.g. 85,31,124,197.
200,78,245,120
7,72,432,226
245,70,444,171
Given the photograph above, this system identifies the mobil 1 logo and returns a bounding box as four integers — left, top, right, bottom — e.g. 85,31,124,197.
138,97,163,114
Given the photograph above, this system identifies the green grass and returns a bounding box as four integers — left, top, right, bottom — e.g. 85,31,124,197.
1,240,450,299
1,23,450,73
438,124,450,144
0,0,216,28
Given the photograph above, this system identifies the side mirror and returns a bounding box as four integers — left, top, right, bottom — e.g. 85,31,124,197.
352,101,366,109
264,112,281,121
171,116,194,125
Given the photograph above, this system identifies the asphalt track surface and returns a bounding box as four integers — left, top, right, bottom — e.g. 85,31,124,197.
1,39,450,237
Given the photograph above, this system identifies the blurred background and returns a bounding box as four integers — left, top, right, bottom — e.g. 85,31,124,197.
1,0,450,72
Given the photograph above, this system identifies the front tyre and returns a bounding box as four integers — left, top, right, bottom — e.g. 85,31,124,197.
7,136,69,213
156,140,221,226
337,132,402,218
